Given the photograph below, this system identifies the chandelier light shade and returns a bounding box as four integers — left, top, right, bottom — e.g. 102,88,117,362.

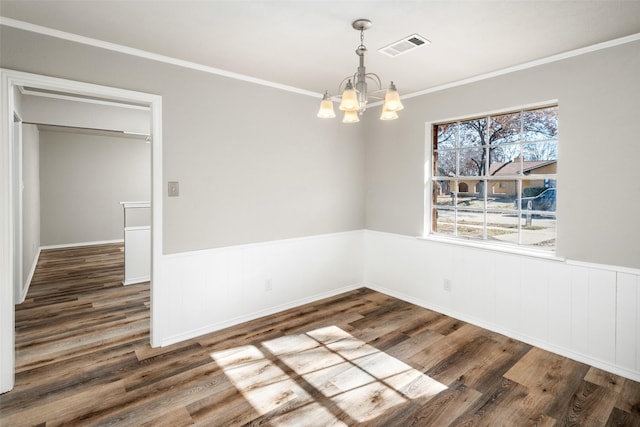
318,19,403,123
338,80,359,111
380,108,399,121
317,91,336,118
383,82,404,111
342,110,360,123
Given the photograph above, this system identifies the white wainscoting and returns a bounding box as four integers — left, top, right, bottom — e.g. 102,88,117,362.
157,230,365,346
363,230,640,382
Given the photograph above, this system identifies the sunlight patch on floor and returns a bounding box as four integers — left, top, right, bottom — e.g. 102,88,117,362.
211,325,447,425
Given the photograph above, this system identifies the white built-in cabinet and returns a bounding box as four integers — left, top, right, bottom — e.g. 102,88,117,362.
120,201,150,285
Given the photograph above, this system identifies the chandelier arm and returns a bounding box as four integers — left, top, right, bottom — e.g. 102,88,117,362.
337,73,359,95
364,73,383,90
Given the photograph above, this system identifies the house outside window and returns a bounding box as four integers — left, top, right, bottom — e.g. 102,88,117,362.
430,105,558,251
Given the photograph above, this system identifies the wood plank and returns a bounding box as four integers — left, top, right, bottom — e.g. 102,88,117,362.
615,376,640,418
557,380,618,426
505,347,588,396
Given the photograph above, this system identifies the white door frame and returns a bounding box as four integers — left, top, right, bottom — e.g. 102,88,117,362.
0,69,163,393
11,111,23,304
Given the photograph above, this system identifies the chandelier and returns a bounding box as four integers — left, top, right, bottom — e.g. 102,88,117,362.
317,19,404,123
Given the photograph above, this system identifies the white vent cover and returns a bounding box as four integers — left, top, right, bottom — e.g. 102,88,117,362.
378,34,430,58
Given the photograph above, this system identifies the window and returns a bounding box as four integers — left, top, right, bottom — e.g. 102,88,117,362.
430,105,558,251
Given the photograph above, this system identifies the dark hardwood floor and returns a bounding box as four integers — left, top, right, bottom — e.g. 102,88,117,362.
1,244,640,426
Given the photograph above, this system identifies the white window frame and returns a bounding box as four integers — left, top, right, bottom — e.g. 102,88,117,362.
423,102,559,256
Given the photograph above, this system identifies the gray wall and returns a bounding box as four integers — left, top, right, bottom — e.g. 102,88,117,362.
2,25,636,268
365,40,640,269
39,130,150,246
0,26,365,254
21,124,39,282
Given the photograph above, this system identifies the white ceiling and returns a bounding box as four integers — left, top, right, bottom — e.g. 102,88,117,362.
2,1,640,96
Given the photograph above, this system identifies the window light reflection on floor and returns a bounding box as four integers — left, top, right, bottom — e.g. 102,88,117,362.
211,325,447,425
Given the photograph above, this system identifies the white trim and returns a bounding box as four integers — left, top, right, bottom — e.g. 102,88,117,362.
422,102,561,260
120,201,150,209
365,283,640,383
0,68,163,394
367,228,638,272
11,111,23,305
0,69,16,392
123,276,150,286
18,247,40,304
364,228,416,242
3,17,639,102
0,17,320,100
124,226,150,232
40,239,124,250
159,282,364,347
149,82,163,349
402,33,640,100
416,234,564,262
163,229,364,259
426,100,559,128
566,259,640,276
19,86,150,111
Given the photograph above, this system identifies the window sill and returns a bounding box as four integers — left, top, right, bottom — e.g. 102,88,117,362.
416,234,565,262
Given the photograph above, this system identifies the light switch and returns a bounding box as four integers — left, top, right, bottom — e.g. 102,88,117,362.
168,181,179,197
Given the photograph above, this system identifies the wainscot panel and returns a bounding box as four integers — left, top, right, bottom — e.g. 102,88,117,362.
363,230,640,382
157,230,365,346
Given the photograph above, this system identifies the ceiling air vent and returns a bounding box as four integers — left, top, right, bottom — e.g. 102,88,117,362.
378,34,430,58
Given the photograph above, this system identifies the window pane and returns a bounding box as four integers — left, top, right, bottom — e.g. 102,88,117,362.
459,119,486,147
434,180,455,206
435,123,456,150
489,112,521,145
521,213,556,249
522,140,557,162
489,144,522,176
434,150,456,177
459,147,485,176
457,210,484,239
486,211,520,244
519,186,556,213
523,106,558,141
487,180,517,210
456,179,485,209
434,209,455,235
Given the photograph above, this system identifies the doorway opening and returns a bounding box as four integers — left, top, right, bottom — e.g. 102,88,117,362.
1,69,163,393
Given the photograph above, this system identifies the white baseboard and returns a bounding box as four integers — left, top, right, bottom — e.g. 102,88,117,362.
40,239,124,250
122,276,150,286
17,247,41,304
366,282,640,383
159,282,364,347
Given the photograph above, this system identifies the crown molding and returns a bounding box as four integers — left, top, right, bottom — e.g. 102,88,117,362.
0,17,321,99
2,17,639,102
401,32,640,101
